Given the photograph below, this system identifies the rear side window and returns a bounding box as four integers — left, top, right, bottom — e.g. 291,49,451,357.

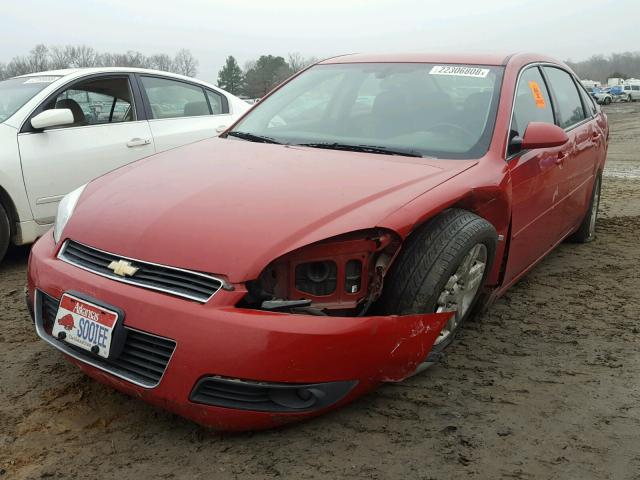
140,76,210,119
543,67,586,129
577,83,597,116
511,67,554,138
632,86,640,91
206,90,225,115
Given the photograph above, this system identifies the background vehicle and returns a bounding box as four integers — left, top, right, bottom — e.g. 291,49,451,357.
621,84,640,101
29,53,608,430
590,86,612,104
0,68,250,261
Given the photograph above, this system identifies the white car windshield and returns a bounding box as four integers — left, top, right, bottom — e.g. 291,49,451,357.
0,76,61,123
229,63,504,159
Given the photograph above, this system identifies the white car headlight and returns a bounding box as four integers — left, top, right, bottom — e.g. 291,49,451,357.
53,184,86,244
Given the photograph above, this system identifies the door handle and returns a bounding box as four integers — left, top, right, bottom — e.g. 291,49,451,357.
126,138,151,148
555,151,568,165
591,132,601,141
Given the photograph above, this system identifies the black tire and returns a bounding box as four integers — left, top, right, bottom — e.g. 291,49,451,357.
603,97,611,105
568,174,601,243
377,209,497,348
0,204,10,263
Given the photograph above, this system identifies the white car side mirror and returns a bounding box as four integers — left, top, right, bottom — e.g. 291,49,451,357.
31,109,75,130
215,125,228,133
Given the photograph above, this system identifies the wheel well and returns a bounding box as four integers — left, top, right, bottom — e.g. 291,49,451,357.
402,189,512,288
0,185,19,237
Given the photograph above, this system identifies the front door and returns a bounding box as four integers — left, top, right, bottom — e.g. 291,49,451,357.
18,75,155,223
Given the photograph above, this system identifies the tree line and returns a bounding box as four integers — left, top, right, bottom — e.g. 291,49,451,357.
0,44,199,79
217,53,318,98
566,52,640,83
0,44,317,99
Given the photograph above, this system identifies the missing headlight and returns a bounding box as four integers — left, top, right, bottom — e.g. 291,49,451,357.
295,261,337,296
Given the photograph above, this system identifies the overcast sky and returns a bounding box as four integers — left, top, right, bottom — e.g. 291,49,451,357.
2,0,638,83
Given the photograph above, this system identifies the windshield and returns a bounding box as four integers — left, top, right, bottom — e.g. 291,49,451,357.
229,63,504,159
0,76,60,123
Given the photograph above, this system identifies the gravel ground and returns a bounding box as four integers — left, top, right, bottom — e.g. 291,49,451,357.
1,102,639,480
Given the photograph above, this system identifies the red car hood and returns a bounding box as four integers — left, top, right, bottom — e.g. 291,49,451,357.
64,138,476,282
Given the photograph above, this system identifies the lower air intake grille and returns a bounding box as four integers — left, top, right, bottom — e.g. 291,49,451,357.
40,292,175,388
190,376,357,413
58,240,223,303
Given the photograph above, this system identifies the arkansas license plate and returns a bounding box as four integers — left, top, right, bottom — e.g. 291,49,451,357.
51,293,119,359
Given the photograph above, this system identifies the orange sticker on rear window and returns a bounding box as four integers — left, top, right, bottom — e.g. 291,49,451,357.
528,81,546,108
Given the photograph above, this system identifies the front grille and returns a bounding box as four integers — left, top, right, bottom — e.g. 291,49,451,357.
58,240,223,303
190,376,357,413
39,292,175,388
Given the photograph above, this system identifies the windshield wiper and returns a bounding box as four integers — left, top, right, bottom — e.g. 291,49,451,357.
226,131,281,144
295,142,423,158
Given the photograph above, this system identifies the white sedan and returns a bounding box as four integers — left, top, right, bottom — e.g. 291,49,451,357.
0,68,250,261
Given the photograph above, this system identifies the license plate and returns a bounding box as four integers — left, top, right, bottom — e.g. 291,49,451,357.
51,293,119,359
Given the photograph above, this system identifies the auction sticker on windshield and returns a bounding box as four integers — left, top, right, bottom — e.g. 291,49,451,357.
429,66,490,78
51,294,119,359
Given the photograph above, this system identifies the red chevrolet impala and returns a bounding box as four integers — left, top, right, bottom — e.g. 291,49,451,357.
27,53,607,430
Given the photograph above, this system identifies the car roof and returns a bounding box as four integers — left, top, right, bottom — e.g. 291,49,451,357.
16,67,207,84
319,52,565,68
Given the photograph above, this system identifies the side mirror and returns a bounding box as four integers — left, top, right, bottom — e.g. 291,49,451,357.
31,109,75,130
521,122,569,150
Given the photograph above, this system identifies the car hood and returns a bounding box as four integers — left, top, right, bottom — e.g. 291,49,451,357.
64,138,477,282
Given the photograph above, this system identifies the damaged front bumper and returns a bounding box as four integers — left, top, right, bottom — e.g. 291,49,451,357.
28,233,450,431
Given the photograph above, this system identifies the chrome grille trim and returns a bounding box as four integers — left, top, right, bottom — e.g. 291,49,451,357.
58,240,224,303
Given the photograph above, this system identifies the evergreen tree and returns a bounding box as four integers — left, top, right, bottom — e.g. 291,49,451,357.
217,56,244,95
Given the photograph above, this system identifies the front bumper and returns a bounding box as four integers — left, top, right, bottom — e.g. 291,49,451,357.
28,233,450,430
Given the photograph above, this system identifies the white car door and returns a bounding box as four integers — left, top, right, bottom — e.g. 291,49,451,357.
18,74,155,223
137,75,235,153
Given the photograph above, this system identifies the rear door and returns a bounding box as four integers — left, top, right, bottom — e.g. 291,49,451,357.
137,75,233,152
542,66,599,233
18,74,155,223
504,66,568,283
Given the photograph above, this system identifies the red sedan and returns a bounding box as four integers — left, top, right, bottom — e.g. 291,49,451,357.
27,53,607,430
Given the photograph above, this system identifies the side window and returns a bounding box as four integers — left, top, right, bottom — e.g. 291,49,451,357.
577,82,597,116
206,90,225,115
510,67,555,141
140,76,210,119
543,67,586,129
45,77,135,127
632,86,640,91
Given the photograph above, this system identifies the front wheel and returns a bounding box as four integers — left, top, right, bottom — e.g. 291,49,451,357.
377,209,497,349
603,97,612,105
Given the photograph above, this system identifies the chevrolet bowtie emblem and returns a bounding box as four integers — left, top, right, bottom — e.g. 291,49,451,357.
108,259,140,277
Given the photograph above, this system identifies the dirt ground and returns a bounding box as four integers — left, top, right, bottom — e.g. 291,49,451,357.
1,102,639,480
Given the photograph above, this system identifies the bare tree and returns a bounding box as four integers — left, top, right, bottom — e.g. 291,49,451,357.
149,53,173,72
49,45,74,69
70,45,98,68
5,57,30,77
288,52,318,73
173,49,198,77
28,44,49,72
0,63,7,80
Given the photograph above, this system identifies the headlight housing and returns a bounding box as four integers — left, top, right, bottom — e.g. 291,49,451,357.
241,229,401,314
53,184,86,244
